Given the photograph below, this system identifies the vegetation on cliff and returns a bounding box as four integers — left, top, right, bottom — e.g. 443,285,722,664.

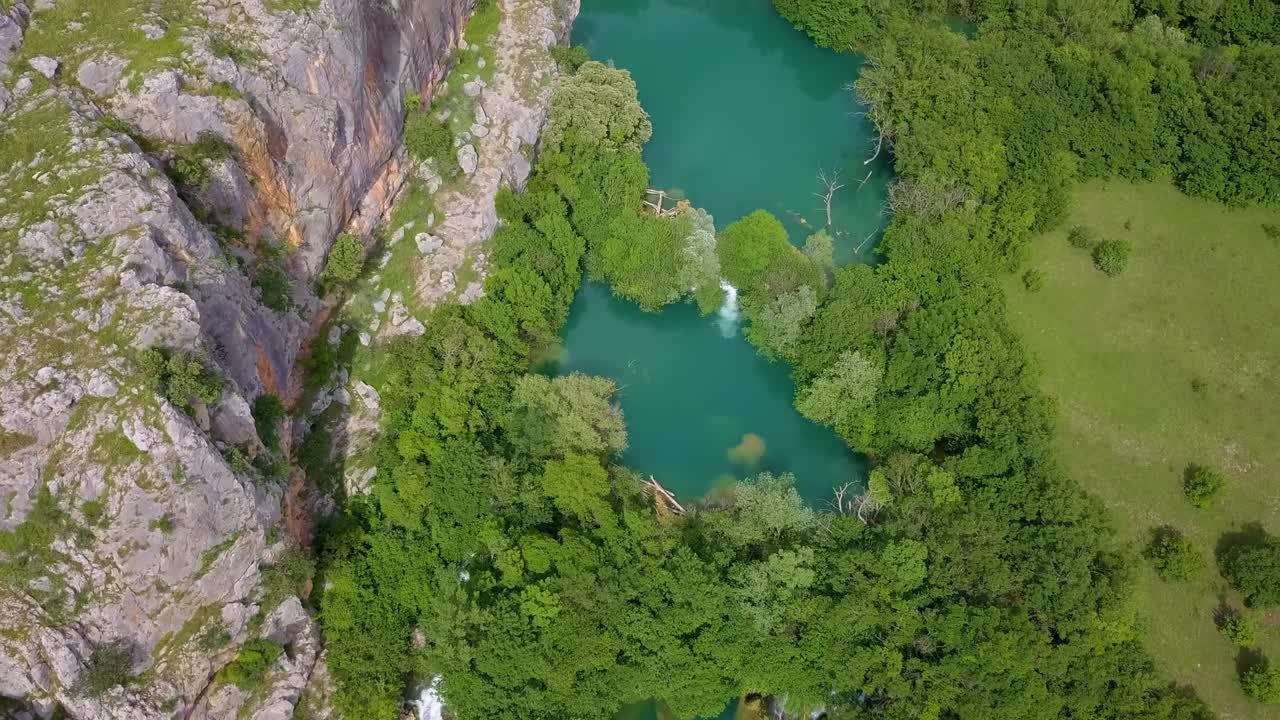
315,0,1280,718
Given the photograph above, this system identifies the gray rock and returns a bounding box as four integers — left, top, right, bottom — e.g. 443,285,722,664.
471,122,489,138
210,391,259,447
0,3,29,68
138,23,165,40
462,79,484,97
414,232,441,254
27,55,57,79
75,54,126,96
458,144,478,176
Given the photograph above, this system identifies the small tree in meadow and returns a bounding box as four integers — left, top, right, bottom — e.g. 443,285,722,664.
1242,661,1280,704
1067,225,1095,248
1221,536,1280,607
1092,238,1132,276
1146,526,1202,581
1022,268,1046,292
1220,611,1261,647
1183,463,1226,508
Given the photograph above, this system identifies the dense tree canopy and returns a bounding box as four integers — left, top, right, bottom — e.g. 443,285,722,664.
310,0,1280,715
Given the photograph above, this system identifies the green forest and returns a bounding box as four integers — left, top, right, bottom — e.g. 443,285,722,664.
315,1,1280,719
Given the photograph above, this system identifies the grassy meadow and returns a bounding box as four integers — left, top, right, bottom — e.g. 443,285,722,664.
1006,179,1280,719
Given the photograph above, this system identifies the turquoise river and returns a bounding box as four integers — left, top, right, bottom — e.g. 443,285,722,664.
555,1,890,717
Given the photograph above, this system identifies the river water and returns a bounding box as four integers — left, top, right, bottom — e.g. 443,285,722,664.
552,1,888,716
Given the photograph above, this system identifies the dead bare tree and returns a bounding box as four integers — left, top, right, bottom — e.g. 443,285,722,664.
829,482,857,515
854,229,879,254
855,491,883,525
812,167,846,227
865,131,884,166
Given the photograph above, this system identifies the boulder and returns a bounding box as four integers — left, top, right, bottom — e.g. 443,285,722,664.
457,143,478,176
27,54,56,78
75,54,125,96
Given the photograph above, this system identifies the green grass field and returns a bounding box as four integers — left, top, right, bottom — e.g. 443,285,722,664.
1006,179,1280,719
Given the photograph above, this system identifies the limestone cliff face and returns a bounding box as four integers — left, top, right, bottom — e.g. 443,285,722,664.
0,1,473,718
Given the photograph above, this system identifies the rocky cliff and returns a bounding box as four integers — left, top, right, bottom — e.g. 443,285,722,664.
0,0,480,717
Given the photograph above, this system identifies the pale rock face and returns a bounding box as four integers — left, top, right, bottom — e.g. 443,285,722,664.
412,0,578,309
0,0,483,718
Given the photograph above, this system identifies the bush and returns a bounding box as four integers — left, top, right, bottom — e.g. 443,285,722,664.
216,638,283,691
1183,463,1226,508
320,233,363,290
1067,225,1095,248
550,45,590,73
1092,238,1132,276
1242,662,1280,704
260,544,315,610
254,263,291,312
81,642,133,696
1221,536,1280,607
252,394,287,452
1264,223,1280,240
1022,268,1046,292
140,349,222,412
404,89,422,113
1220,611,1261,647
1146,526,1202,581
167,132,233,192
404,112,455,172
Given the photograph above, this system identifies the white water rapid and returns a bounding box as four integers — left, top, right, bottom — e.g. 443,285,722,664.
716,280,741,338
412,678,445,720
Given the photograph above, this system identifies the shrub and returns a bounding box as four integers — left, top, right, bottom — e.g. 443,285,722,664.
1221,536,1280,607
1022,268,1046,291
1092,238,1131,276
1146,526,1202,581
140,349,222,412
216,638,283,691
550,45,590,73
1242,662,1280,703
1263,223,1280,240
260,544,315,610
320,233,364,289
255,264,291,312
1067,225,1095,248
404,89,422,113
252,394,287,452
1183,463,1226,508
1220,611,1261,647
404,112,455,172
81,642,133,696
168,132,233,191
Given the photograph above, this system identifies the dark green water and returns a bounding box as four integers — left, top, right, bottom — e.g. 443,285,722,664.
557,0,886,508
557,3,887,717
574,0,892,263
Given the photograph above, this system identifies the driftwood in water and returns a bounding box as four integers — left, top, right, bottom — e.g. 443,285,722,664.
643,189,685,218
645,476,686,515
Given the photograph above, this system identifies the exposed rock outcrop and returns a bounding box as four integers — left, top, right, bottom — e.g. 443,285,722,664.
0,0,483,717
412,0,577,308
